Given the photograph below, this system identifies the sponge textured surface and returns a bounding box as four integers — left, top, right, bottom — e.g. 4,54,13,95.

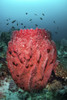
7,28,57,91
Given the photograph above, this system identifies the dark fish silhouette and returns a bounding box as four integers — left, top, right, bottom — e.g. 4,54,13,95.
6,23,9,25
6,18,10,21
29,19,32,21
21,23,23,25
42,13,45,16
35,24,38,27
40,17,43,20
12,26,15,29
53,20,56,23
55,31,58,34
34,14,37,16
17,23,18,26
26,12,28,15
6,19,8,21
12,20,16,23
24,26,26,28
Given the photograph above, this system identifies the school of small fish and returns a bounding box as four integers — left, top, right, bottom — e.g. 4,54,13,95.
5,12,58,34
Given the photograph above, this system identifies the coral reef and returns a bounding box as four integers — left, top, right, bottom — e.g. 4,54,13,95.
55,63,67,82
56,38,67,69
0,32,11,45
59,38,67,57
46,80,63,91
9,79,18,92
6,28,58,92
0,41,7,57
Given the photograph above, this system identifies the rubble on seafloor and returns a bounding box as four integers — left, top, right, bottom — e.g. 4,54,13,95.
56,38,67,69
0,32,67,100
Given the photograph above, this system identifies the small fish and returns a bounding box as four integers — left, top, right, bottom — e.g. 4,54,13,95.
12,26,15,29
24,26,26,28
55,31,58,34
6,19,8,21
35,24,38,27
12,20,16,23
42,13,45,16
21,23,23,25
53,20,56,23
17,23,18,26
25,12,28,15
34,13,37,16
40,17,43,20
29,19,32,21
6,23,9,25
6,18,10,21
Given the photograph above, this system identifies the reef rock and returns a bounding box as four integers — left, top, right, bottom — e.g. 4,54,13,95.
6,28,58,92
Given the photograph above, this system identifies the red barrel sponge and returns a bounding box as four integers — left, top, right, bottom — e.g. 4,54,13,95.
6,28,58,92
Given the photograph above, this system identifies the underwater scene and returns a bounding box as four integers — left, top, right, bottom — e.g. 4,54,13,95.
0,0,67,100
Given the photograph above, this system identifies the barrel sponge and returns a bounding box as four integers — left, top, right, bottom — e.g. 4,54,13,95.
6,28,58,92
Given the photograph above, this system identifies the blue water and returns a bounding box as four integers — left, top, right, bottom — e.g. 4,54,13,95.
0,0,67,40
